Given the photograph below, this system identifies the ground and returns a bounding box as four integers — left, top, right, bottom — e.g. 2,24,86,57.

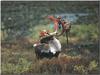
1,36,99,75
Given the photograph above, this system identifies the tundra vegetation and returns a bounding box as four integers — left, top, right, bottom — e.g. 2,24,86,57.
1,1,99,75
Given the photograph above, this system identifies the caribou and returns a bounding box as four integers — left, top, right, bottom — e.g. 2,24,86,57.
33,30,61,59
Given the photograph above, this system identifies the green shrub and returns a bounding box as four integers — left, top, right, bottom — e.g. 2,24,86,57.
74,64,87,74
70,24,98,41
88,60,98,71
1,58,32,74
74,60,99,74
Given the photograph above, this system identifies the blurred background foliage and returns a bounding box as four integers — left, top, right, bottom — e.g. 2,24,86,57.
1,1,99,75
1,1,99,41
